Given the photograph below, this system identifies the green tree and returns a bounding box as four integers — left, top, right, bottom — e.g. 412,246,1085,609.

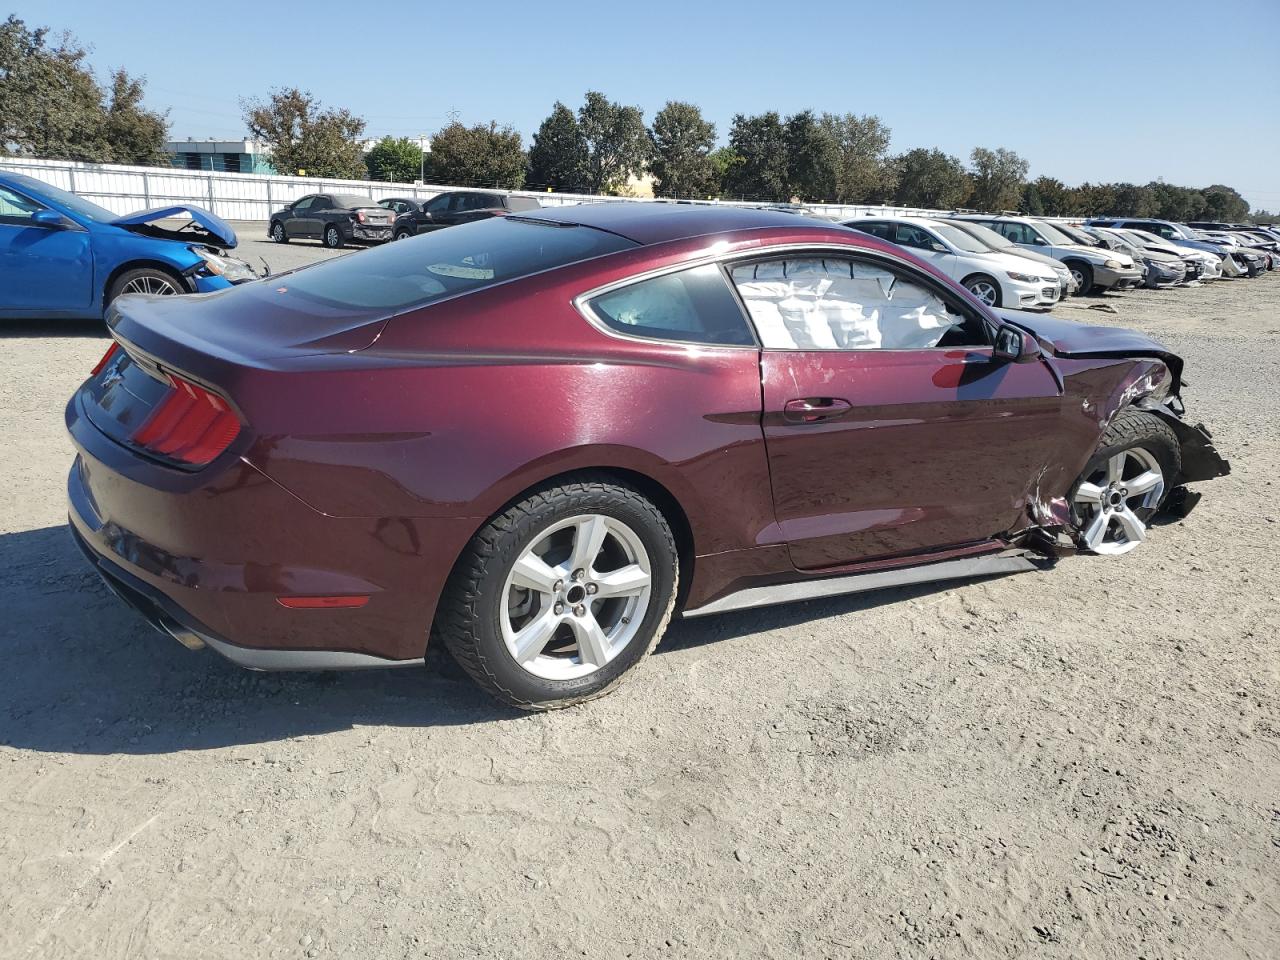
1111,182,1157,217
1018,181,1044,216
648,100,717,199
0,15,167,164
783,110,837,200
526,102,589,192
1200,184,1249,221
1028,176,1072,216
820,113,895,203
102,69,168,165
1071,182,1118,217
723,112,790,201
708,147,742,196
427,120,525,189
968,146,1029,212
578,91,649,194
242,88,366,179
365,136,424,183
890,148,971,209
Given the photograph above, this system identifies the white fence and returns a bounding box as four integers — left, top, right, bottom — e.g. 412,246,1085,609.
0,156,956,223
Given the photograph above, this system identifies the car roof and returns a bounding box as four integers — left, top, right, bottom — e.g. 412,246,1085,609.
514,201,840,246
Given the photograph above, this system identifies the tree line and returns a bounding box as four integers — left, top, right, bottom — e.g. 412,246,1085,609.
0,13,1259,222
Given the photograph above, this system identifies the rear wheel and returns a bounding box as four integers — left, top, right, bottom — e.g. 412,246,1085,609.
1066,260,1095,295
436,479,678,710
105,267,184,309
394,229,413,241
1070,410,1180,555
962,274,1002,307
271,221,288,243
323,224,344,249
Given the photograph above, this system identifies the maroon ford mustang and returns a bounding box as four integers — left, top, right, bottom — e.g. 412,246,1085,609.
67,203,1229,709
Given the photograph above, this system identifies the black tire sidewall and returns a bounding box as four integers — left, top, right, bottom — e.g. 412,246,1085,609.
324,226,342,248
271,221,287,242
460,487,677,706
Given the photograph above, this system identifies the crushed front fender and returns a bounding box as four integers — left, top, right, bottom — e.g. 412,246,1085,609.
1149,406,1231,483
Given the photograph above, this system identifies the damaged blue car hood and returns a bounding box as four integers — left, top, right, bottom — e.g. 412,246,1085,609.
112,205,238,249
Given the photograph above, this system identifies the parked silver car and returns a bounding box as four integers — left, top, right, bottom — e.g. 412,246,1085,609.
954,215,1143,294
943,219,1079,297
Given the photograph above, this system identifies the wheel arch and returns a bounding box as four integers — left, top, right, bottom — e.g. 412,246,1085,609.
103,259,191,303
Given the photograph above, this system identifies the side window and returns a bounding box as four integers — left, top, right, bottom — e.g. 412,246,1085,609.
0,185,44,222
312,196,332,211
851,222,893,240
291,197,314,212
728,256,988,352
996,222,1023,243
894,224,940,251
425,194,450,214
587,264,755,347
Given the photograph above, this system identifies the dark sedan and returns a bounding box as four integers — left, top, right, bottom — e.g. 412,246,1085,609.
391,190,541,241
269,193,396,248
67,204,1228,710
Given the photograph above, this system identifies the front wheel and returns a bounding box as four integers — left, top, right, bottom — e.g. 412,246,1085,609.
323,225,344,249
1070,410,1180,555
105,267,184,309
1066,261,1095,295
436,479,678,710
271,221,288,243
962,274,1002,308
393,229,413,241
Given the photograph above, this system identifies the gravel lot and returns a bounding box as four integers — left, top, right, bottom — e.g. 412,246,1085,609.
1,230,1277,959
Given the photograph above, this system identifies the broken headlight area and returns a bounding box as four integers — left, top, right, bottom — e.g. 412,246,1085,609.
189,246,260,284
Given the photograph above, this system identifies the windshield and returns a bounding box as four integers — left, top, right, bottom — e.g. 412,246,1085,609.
947,220,1013,250
7,174,116,222
274,216,638,311
1033,221,1076,245
1121,229,1160,247
929,222,991,254
1055,224,1099,246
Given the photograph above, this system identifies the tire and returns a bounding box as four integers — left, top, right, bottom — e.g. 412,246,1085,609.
271,221,288,243
394,229,413,242
436,478,679,710
105,267,185,309
1069,409,1181,556
1065,261,1095,295
961,274,1002,308
323,224,344,249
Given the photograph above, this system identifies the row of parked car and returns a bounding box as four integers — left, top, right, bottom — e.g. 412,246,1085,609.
841,213,1278,309
267,190,541,248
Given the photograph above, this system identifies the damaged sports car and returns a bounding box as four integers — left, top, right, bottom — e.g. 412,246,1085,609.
0,172,258,320
66,204,1229,710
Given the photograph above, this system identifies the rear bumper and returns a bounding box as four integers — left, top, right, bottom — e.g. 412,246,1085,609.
65,389,476,666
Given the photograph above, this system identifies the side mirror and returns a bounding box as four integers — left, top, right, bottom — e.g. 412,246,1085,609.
994,326,1041,363
929,241,948,253
32,209,64,228
1032,237,1048,246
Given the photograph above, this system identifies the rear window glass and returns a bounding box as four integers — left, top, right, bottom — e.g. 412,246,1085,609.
276,216,638,311
333,194,376,209
588,264,755,346
507,196,542,211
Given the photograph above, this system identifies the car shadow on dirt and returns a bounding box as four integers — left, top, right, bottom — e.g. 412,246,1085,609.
0,524,1036,756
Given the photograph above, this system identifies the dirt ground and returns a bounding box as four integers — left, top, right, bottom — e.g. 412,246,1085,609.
1,237,1277,959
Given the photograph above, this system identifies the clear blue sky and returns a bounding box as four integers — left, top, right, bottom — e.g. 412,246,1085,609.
21,0,1280,210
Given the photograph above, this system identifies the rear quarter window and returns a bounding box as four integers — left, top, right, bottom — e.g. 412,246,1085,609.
586,264,755,347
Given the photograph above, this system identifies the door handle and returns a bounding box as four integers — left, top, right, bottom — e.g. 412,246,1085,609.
782,397,852,423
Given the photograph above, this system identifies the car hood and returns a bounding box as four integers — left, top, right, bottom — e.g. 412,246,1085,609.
996,308,1181,377
112,204,238,249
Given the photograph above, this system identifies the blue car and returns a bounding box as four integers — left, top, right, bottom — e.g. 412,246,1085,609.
0,172,258,320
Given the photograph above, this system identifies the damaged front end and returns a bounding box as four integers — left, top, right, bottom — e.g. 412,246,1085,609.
997,310,1230,557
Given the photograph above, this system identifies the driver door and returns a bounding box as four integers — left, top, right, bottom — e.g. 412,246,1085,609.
728,252,1065,570
0,184,92,313
285,196,314,238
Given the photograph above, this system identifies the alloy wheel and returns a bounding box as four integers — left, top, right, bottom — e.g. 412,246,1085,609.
1072,447,1165,555
500,513,653,681
967,280,998,306
121,274,179,296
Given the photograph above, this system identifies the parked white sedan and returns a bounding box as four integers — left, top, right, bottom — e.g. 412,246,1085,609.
844,216,1061,309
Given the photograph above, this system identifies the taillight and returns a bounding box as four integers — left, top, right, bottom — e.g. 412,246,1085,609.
130,373,241,466
90,342,120,376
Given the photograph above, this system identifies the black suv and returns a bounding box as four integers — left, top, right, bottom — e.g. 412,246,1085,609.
391,191,541,241
269,194,396,248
